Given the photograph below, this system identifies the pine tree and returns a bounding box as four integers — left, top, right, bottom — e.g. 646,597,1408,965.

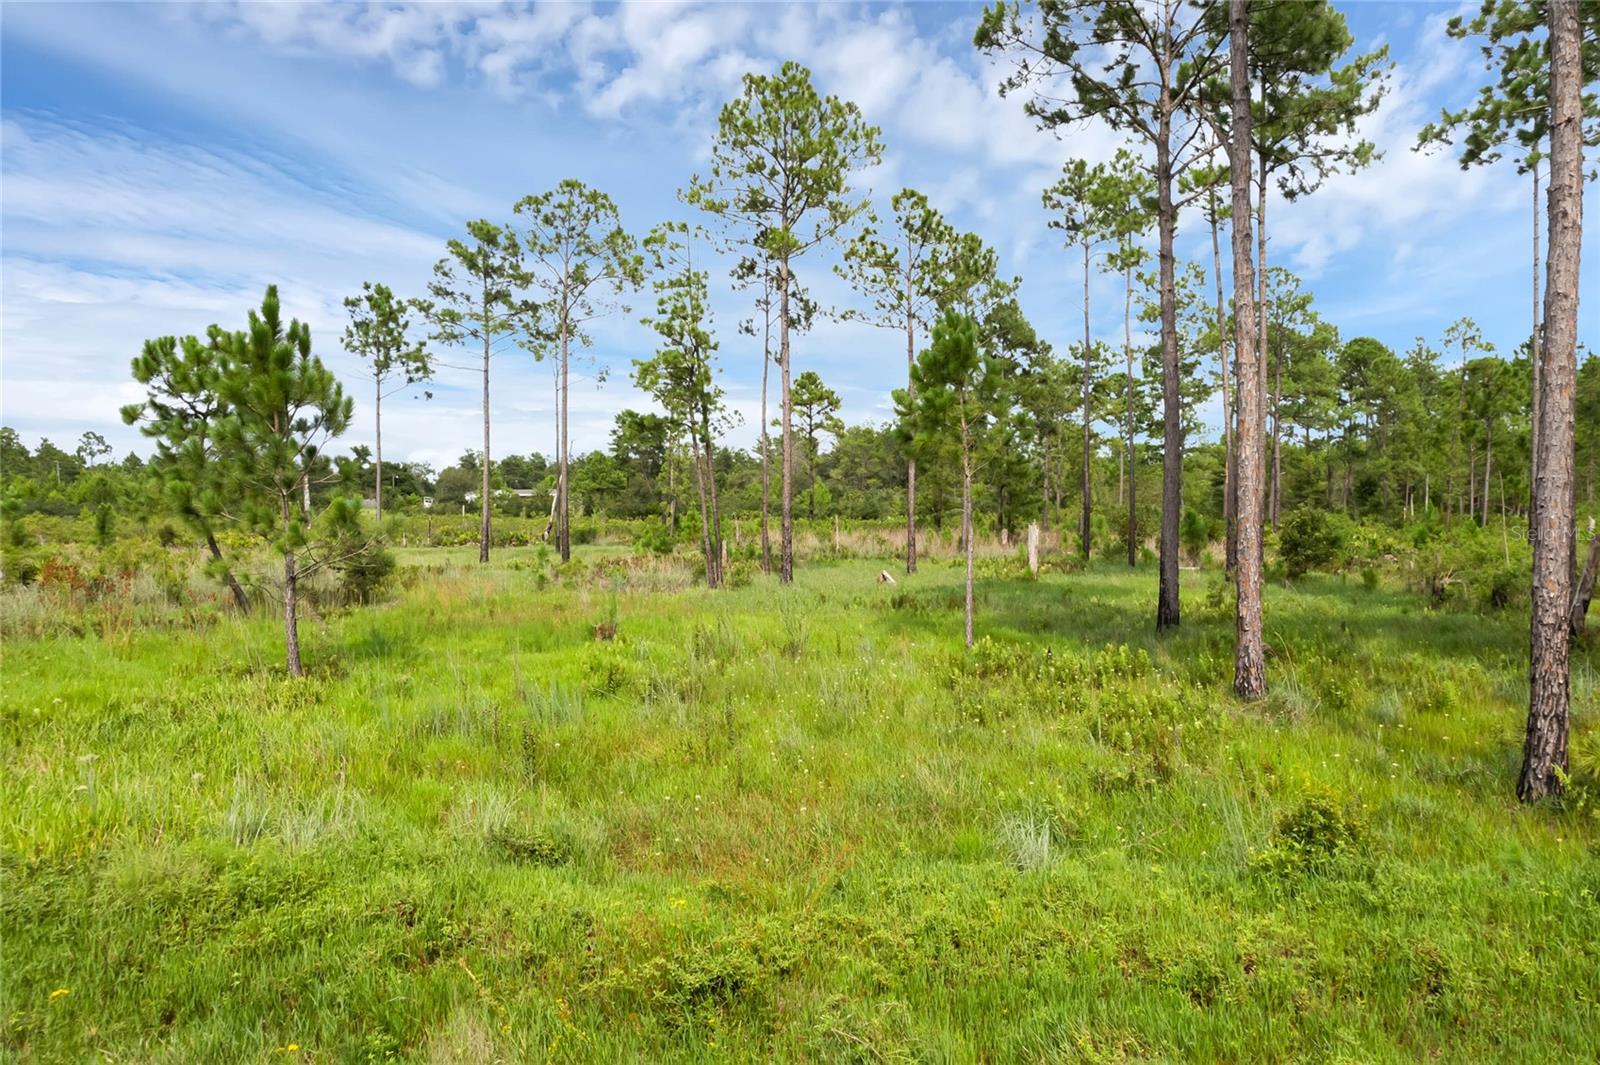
212,286,355,677
839,188,957,573
894,310,1013,647
424,220,534,564
516,181,644,562
687,62,882,583
636,222,728,588
121,331,251,612
790,370,843,520
978,0,1228,630
342,282,432,522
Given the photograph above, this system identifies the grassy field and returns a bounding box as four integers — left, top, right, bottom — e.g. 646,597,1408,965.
3,547,1598,1062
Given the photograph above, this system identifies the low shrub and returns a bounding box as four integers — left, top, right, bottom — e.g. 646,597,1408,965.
1250,791,1367,880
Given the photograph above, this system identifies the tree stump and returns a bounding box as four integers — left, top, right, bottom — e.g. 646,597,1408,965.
1027,523,1040,575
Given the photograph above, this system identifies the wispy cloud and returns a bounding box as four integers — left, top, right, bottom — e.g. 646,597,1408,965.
2,0,1590,466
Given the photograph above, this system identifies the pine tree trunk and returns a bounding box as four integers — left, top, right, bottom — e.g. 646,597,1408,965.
1520,0,1583,803
1255,120,1269,569
374,375,383,522
1482,422,1493,527
480,317,491,564
906,249,919,575
759,281,773,575
1531,162,1542,548
281,496,302,677
962,418,975,649
1081,239,1093,560
1210,189,1237,577
1270,337,1283,529
1229,0,1266,699
779,257,795,584
1041,451,1052,531
206,531,250,613
1118,444,1125,506
1125,263,1137,568
808,442,817,520
704,415,724,589
1454,356,1468,523
689,431,715,589
1155,104,1182,631
558,297,571,563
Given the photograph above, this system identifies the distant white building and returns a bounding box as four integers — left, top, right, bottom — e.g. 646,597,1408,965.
463,488,540,504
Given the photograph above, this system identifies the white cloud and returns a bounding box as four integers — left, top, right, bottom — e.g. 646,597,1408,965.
6,0,1594,464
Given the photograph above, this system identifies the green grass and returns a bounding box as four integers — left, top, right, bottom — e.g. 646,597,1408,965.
3,548,1598,1062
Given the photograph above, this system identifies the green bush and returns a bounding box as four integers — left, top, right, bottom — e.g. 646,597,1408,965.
1250,791,1367,879
1279,505,1349,579
1180,508,1211,565
632,523,677,556
327,536,397,606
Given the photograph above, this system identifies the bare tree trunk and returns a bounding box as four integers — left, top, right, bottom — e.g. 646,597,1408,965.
779,258,795,584
704,409,724,588
1532,161,1542,547
1081,238,1093,560
1453,356,1467,523
1042,450,1053,530
1229,0,1266,699
1209,187,1237,577
1255,114,1269,568
374,375,384,522
1520,0,1582,803
1125,262,1137,568
479,302,492,565
1270,334,1283,529
542,470,560,543
1155,107,1182,630
558,300,571,563
906,247,919,575
689,431,715,589
1501,471,1511,563
281,496,302,677
1482,421,1493,527
1256,136,1269,385
962,417,975,648
206,531,250,613
759,276,773,575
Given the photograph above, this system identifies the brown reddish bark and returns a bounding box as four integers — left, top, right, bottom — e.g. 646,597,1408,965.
1229,0,1266,699
1155,80,1182,631
1519,0,1583,802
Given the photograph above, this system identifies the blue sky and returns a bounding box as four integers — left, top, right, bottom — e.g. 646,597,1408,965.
1,1,1589,473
